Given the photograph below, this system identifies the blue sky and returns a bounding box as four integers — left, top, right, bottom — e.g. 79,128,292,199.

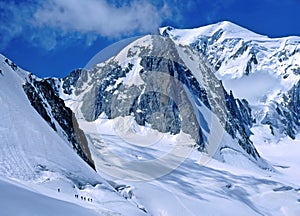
1,0,300,78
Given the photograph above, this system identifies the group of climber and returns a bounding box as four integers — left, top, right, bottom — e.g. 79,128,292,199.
57,188,93,203
75,194,93,202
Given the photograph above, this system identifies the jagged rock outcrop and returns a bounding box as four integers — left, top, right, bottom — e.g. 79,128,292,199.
262,81,300,139
23,74,95,170
62,69,84,95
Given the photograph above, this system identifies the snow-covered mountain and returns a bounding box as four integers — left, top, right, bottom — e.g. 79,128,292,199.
160,21,300,142
1,21,300,215
47,35,268,170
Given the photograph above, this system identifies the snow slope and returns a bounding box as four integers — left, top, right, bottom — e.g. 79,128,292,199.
0,54,147,215
0,176,100,216
77,115,300,216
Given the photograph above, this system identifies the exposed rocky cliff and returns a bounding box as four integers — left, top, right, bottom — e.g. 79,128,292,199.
23,74,95,170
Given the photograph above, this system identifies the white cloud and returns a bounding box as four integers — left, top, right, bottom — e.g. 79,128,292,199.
33,0,166,37
0,0,171,50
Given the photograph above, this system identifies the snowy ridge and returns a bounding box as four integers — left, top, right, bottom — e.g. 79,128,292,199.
161,21,300,80
160,21,268,43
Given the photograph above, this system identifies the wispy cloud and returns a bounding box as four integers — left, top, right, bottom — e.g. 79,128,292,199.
0,0,171,50
34,0,167,36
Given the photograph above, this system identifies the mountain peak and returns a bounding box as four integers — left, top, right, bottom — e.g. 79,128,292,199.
160,21,269,45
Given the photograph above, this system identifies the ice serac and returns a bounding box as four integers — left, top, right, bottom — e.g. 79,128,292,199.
60,35,263,165
161,21,300,141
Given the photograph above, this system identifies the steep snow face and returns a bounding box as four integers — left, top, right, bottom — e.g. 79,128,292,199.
0,55,149,215
161,21,300,141
0,56,89,181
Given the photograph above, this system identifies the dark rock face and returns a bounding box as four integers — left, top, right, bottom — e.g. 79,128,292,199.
245,51,258,75
161,26,174,37
138,56,207,146
224,91,258,158
287,81,300,127
130,91,181,135
224,91,253,138
62,69,84,95
4,58,18,71
83,58,205,147
79,53,257,156
292,67,300,75
23,75,95,170
23,82,57,131
262,81,300,139
139,56,211,109
94,64,132,120
210,29,224,43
